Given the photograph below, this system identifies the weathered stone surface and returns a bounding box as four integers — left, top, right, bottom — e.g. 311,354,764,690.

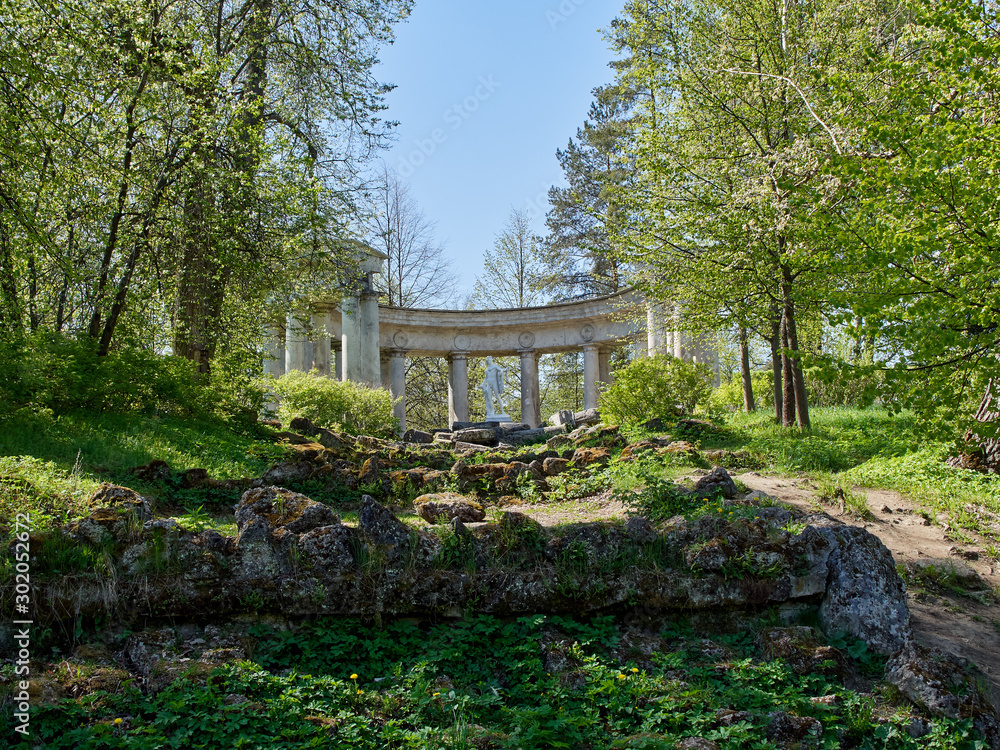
818,525,909,656
262,461,314,485
414,493,486,524
766,711,823,749
289,416,319,435
758,627,846,676
433,432,454,443
236,487,336,535
571,447,610,468
675,739,719,750
542,457,570,476
131,459,172,482
454,440,490,453
505,428,549,445
692,467,740,499
358,495,414,562
452,427,498,446
402,428,434,444
886,642,1000,748
550,410,576,428
451,420,501,431
663,440,698,456
316,428,350,450
574,408,600,426
299,524,355,570
87,483,152,520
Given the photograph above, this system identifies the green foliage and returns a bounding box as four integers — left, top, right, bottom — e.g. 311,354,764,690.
600,355,712,424
4,613,986,749
271,369,398,438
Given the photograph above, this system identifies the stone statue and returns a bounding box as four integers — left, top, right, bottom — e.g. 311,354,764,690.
479,356,509,420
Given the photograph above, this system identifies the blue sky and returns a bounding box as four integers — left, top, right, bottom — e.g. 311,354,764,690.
372,0,625,300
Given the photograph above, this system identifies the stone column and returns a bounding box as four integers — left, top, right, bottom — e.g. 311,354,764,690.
598,348,612,386
341,293,362,382
263,324,285,379
380,355,391,391
583,344,600,410
311,311,331,377
389,349,407,433
519,349,541,428
285,313,311,373
360,290,381,386
647,302,671,357
448,352,470,426
332,341,342,381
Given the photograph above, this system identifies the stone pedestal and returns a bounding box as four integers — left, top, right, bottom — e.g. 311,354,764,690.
389,349,407,433
341,293,362,382
263,325,285,379
285,313,311,373
312,312,331,377
360,290,381,386
448,352,470,425
583,344,600,410
519,349,541,428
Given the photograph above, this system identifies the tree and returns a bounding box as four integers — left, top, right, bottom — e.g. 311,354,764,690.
0,0,411,375
469,209,547,309
828,0,1000,451
606,0,901,429
365,166,457,430
367,166,458,308
543,85,634,301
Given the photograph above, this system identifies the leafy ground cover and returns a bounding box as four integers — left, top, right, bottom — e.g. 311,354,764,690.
1,614,983,749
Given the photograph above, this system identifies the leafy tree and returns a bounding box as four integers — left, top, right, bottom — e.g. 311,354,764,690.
607,0,901,429
469,209,547,309
828,0,1000,451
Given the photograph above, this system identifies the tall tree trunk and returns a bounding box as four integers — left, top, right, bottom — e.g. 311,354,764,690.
781,311,796,427
0,211,23,336
781,269,811,429
948,380,1000,472
769,303,782,424
739,325,755,413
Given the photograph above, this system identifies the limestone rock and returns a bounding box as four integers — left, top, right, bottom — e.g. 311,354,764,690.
87,483,152,521
262,461,314,485
625,516,658,544
506,428,549,446
235,487,336,535
131,460,172,482
414,493,486,524
454,440,490,454
886,642,1000,748
358,495,414,562
765,711,823,749
542,457,570,476
550,410,576,428
453,427,498,446
640,417,666,431
402,428,434,444
818,525,910,656
675,739,719,750
571,447,610,468
692,467,740,499
299,524,355,570
758,627,846,676
662,441,698,457
573,408,600,426
289,416,319,435
316,428,350,450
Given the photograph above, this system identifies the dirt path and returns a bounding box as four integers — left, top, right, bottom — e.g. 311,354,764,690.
506,471,1000,707
736,472,1000,708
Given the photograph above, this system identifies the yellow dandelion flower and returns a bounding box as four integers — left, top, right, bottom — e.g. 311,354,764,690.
433,692,440,697
350,673,358,680
617,674,626,680
114,718,123,725
631,667,639,673
357,690,363,695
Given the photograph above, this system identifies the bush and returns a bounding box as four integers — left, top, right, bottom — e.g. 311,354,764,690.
271,370,397,437
707,371,774,414
599,354,712,424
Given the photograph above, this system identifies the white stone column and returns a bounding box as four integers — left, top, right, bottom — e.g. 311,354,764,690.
360,290,381,386
647,302,671,357
285,313,311,373
311,311,331,377
519,349,541,428
598,348,612,385
389,349,407,433
263,324,285,379
448,352,470,426
332,341,342,381
583,343,600,410
341,292,362,382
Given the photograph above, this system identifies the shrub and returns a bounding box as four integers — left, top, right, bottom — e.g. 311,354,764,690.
707,371,774,414
271,370,397,437
599,355,712,424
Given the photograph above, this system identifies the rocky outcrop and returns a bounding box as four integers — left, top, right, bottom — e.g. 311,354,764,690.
414,493,486,524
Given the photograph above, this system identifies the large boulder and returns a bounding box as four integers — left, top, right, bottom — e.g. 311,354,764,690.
818,525,910,656
692,467,740,499
358,495,414,563
452,427,498,446
887,642,1000,749
414,493,486,524
235,487,337,535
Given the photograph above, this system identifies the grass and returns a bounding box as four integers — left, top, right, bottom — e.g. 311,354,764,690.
1,612,985,749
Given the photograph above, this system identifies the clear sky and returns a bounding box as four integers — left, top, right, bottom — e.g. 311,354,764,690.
373,0,625,301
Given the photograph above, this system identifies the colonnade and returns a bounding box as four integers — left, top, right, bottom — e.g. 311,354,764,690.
264,289,718,434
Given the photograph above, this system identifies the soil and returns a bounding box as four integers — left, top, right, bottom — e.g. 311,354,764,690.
506,470,1000,709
